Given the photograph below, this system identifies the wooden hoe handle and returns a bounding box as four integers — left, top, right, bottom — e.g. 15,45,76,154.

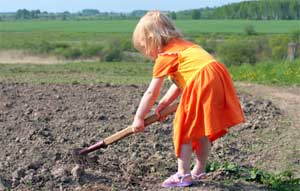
103,102,178,145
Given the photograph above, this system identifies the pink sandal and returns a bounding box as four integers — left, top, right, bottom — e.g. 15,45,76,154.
191,172,207,181
161,172,193,188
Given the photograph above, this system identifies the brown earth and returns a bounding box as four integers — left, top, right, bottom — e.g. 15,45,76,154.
236,82,300,175
0,82,298,191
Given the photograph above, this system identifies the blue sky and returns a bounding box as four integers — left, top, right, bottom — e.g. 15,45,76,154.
0,0,245,12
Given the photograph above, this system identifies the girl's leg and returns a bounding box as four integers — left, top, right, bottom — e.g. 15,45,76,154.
161,143,193,188
191,136,211,175
177,143,193,175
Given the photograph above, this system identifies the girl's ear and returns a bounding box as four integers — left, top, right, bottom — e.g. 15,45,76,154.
148,34,153,41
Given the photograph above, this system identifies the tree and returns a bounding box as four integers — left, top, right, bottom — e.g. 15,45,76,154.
191,9,201,19
31,10,41,19
170,11,177,20
81,9,100,16
16,9,29,19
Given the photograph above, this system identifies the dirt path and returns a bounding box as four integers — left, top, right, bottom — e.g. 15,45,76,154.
236,82,300,120
0,50,97,64
236,82,300,176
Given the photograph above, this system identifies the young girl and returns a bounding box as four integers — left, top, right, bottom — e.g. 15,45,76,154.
131,11,245,188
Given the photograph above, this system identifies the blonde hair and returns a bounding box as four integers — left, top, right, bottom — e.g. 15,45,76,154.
132,10,182,58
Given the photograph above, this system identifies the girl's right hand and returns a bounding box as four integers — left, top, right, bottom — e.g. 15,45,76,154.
131,117,145,133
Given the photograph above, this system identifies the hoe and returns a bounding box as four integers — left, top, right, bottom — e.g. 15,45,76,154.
72,102,178,166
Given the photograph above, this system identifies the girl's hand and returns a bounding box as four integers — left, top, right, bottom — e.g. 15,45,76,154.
131,117,145,133
155,102,168,121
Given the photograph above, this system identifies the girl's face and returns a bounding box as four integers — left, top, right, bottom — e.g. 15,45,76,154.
138,41,148,57
149,50,158,60
139,40,156,60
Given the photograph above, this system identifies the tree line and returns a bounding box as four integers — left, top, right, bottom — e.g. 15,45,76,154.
209,0,300,20
0,0,299,21
175,0,300,20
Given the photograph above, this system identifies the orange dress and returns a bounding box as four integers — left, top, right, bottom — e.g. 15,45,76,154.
153,39,245,157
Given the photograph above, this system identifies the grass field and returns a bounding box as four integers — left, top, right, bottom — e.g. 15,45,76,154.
0,61,153,84
0,19,299,86
0,31,129,50
230,60,300,86
0,60,299,86
0,19,299,34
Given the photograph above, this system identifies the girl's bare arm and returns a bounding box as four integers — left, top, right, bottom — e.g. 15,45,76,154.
132,77,164,132
160,84,181,106
155,84,181,116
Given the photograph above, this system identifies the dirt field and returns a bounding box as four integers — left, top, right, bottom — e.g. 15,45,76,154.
0,82,298,191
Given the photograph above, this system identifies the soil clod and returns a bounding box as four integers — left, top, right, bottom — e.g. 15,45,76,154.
71,165,85,181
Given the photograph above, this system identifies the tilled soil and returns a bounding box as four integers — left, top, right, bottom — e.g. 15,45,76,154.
0,83,283,191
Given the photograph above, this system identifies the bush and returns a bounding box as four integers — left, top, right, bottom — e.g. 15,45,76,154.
272,46,286,60
54,47,81,59
36,41,55,54
254,37,271,62
269,35,290,60
104,40,122,62
290,30,300,43
195,36,217,54
53,43,70,49
120,39,134,51
217,40,256,66
244,25,256,36
80,42,103,58
104,47,122,62
23,41,72,57
23,41,56,54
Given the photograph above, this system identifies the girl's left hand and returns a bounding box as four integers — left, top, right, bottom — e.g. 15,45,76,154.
155,102,168,121
131,117,145,133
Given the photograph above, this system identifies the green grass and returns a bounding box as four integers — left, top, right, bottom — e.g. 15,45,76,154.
0,32,130,50
0,61,152,84
0,20,299,34
177,20,300,34
207,161,300,191
0,20,138,33
0,60,299,86
229,60,300,86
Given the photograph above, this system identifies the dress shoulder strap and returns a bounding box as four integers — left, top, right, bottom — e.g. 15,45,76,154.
158,52,178,57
